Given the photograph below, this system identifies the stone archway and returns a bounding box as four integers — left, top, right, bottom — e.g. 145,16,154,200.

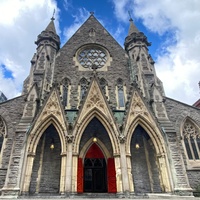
131,125,162,194
29,124,61,194
83,143,107,193
76,117,117,193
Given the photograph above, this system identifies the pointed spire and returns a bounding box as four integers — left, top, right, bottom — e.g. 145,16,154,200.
35,10,60,50
125,11,151,50
44,9,56,34
45,20,57,34
128,17,139,35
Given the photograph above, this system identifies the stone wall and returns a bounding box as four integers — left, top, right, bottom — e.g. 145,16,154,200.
165,97,200,190
53,16,130,110
0,95,25,191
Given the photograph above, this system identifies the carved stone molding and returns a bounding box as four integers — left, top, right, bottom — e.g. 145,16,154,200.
66,135,74,143
118,135,126,144
130,92,149,120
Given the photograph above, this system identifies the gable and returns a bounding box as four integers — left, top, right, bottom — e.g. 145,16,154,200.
54,15,130,87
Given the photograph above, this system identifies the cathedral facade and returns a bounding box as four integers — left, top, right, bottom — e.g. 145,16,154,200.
0,13,200,197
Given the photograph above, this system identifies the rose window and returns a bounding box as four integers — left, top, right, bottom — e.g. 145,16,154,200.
78,48,107,68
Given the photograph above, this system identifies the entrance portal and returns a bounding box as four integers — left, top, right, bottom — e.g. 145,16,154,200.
84,143,107,193
84,158,107,192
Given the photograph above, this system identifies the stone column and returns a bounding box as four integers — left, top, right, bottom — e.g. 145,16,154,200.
119,136,130,194
65,135,73,194
114,155,123,193
60,153,67,194
126,155,134,193
71,155,78,193
157,153,172,192
22,153,35,194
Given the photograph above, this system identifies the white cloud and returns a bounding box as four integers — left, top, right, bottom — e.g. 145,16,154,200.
112,0,200,105
63,8,90,43
0,0,59,99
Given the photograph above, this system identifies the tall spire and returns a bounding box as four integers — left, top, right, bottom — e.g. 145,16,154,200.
124,12,151,50
45,9,57,34
45,19,57,34
128,17,139,35
35,12,60,50
128,11,139,35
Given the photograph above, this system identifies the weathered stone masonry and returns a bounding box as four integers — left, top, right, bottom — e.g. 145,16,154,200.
0,13,200,198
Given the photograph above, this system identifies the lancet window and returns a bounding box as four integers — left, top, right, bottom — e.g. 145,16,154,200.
116,78,125,108
80,78,88,100
182,119,200,160
0,116,6,158
60,78,70,109
99,78,108,98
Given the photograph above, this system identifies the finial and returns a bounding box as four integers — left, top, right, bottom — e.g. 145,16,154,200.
51,9,55,21
128,10,133,21
90,11,94,15
198,81,200,92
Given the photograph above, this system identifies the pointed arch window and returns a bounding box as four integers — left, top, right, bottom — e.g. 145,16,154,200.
182,119,200,161
99,78,108,99
116,78,125,109
79,78,88,100
60,78,70,109
0,116,6,166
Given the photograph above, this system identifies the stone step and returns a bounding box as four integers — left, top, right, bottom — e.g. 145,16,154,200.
0,193,198,200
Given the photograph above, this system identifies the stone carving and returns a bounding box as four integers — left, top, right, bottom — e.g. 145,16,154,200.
183,120,199,139
66,135,74,143
130,92,149,119
118,135,126,143
89,28,96,37
85,84,105,111
28,90,67,152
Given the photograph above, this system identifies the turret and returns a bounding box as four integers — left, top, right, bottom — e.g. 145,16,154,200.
125,17,168,120
35,17,60,51
23,17,60,104
124,17,160,98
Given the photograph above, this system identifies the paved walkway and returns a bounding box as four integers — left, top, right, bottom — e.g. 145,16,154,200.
0,194,200,200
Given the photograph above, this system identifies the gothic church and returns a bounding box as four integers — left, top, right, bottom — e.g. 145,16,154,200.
0,13,200,198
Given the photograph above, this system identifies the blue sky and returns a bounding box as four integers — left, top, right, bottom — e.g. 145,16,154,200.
0,0,200,105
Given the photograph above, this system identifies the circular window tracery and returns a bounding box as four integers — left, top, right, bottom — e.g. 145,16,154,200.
78,47,107,68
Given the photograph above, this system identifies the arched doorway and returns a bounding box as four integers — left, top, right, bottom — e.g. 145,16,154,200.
131,125,162,194
29,124,61,194
84,143,107,192
77,117,116,193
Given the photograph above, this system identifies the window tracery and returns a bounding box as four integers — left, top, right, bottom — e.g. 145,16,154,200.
80,78,88,100
78,47,107,69
60,78,70,109
183,119,200,160
117,78,125,108
99,78,107,94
